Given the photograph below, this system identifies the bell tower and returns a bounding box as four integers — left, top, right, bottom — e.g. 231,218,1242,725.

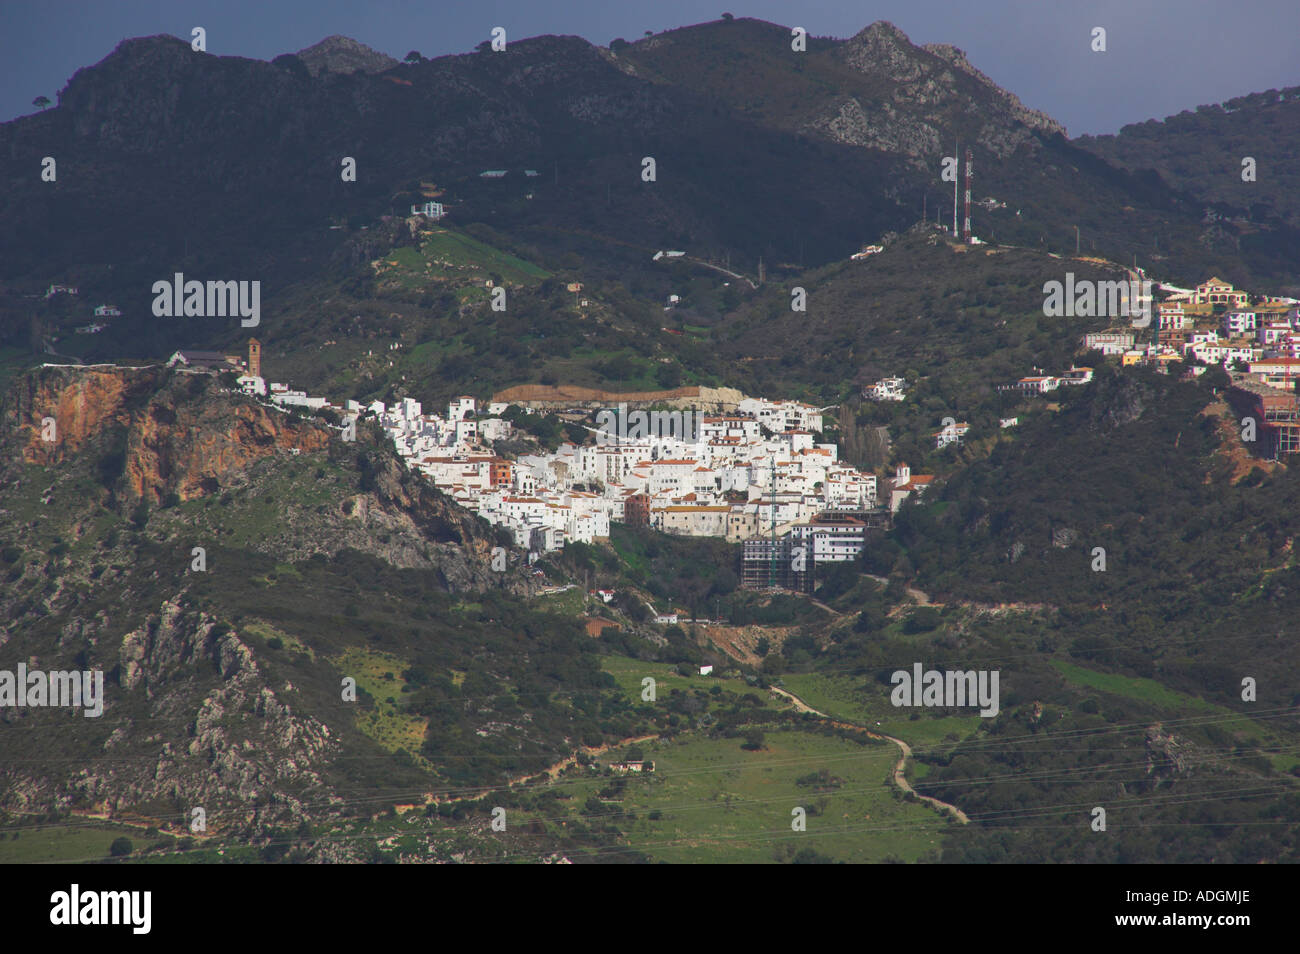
248,338,261,378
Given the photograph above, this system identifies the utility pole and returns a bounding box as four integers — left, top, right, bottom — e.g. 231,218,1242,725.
1075,225,1080,255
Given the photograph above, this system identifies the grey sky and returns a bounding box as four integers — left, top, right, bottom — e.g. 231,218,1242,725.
2,1,1298,136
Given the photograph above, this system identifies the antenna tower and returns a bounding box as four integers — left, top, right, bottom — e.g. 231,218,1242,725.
963,147,973,240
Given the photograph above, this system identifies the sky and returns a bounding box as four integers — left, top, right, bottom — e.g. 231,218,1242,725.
2,0,1299,136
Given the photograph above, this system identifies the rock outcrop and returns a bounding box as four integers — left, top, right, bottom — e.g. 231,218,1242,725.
294,35,399,77
8,364,331,505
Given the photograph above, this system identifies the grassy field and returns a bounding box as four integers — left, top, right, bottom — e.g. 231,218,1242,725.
333,647,431,766
0,821,173,863
555,730,948,863
600,653,752,698
778,672,984,749
378,228,550,292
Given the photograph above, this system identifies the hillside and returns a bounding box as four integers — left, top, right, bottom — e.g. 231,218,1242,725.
1078,85,1300,231
4,14,1300,867
4,18,1299,381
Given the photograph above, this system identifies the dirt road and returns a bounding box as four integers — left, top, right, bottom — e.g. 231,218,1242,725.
768,686,969,825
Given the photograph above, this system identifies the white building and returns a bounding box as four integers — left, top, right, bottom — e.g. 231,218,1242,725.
410,201,446,219
934,420,970,449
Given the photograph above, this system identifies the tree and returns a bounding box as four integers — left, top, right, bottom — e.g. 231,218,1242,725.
741,727,765,750
32,95,50,111
721,12,734,21
109,837,133,857
404,50,422,63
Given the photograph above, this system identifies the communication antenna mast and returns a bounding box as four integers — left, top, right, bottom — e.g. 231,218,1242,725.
952,140,959,236
963,147,973,241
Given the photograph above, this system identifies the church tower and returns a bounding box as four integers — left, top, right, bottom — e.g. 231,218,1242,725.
248,338,261,379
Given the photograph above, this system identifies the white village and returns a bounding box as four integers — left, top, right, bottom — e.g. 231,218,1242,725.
165,340,899,586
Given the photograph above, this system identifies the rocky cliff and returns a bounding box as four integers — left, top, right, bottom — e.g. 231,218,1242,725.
0,364,536,832
816,22,1064,161
9,364,331,505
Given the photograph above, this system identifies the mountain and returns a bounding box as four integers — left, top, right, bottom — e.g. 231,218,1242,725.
4,16,1297,371
5,16,1300,865
293,35,400,77
618,19,1064,159
1077,85,1300,231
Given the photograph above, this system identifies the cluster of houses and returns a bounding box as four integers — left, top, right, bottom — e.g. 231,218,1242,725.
362,391,940,586
994,274,1300,460
72,304,120,335
1065,277,1300,377
164,339,917,564
41,284,119,337
165,341,946,585
368,395,902,560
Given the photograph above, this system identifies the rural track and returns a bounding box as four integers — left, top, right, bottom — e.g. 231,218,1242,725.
863,574,934,606
768,686,970,825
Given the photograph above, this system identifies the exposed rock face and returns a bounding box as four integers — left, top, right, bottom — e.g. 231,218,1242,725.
838,21,929,84
0,598,338,832
83,600,335,829
809,95,941,159
295,35,399,77
9,365,331,505
1145,724,1190,779
1,364,515,591
7,365,150,461
812,21,1064,162
921,42,1065,136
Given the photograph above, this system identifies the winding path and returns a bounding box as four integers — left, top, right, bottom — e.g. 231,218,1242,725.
768,686,969,824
